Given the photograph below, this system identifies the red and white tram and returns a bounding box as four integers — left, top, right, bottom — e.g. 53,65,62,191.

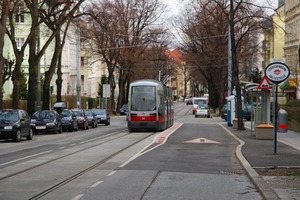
127,79,174,131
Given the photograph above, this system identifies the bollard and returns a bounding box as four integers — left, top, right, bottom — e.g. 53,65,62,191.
278,109,288,133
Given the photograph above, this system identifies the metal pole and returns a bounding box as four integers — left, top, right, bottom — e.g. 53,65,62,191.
227,13,232,126
76,25,81,109
36,24,41,111
158,70,161,82
274,85,278,154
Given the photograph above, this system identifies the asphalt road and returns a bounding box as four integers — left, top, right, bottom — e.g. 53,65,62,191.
0,103,263,200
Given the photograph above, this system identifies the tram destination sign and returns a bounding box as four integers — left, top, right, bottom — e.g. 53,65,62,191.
265,62,290,85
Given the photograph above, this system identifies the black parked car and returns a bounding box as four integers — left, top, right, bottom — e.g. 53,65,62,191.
84,109,98,128
31,110,63,134
221,104,253,121
60,109,78,132
92,109,110,125
119,104,128,115
0,109,33,142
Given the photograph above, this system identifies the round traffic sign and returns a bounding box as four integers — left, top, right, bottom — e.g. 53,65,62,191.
265,62,290,84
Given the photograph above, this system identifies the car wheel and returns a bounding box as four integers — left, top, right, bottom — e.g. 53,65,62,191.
195,115,197,118
105,119,110,126
75,122,78,131
59,126,63,134
14,130,22,142
26,128,33,140
69,124,74,132
54,127,58,134
83,123,87,130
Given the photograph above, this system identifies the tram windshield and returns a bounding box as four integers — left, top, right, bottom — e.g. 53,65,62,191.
131,86,156,111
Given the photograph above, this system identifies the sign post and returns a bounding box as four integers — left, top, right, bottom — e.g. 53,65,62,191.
103,84,110,110
265,62,290,154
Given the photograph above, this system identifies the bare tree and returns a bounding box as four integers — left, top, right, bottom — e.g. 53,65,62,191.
40,0,85,109
82,0,166,112
177,0,271,129
178,0,228,111
21,0,86,115
0,0,10,109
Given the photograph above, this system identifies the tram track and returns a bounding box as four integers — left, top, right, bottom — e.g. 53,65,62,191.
173,102,192,120
28,131,156,200
0,129,153,182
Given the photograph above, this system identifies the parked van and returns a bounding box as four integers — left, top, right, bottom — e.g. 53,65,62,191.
192,97,209,114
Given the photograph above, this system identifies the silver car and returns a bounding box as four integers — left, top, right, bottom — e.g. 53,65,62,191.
195,105,210,118
92,109,110,125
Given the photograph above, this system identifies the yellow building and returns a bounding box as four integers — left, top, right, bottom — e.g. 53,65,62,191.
264,4,285,65
284,0,300,99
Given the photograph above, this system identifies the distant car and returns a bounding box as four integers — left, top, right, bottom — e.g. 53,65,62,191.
60,109,78,132
92,109,110,125
186,99,193,105
0,109,33,142
195,104,210,118
243,104,253,121
192,97,209,114
221,105,227,121
84,109,98,128
119,104,128,115
31,110,63,134
72,109,89,130
52,102,66,114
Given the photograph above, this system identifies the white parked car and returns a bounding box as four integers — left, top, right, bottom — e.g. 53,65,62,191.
195,105,210,118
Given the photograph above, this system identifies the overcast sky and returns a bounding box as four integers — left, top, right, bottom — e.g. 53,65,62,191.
161,0,278,17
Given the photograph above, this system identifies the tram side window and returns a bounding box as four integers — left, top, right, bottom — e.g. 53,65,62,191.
131,86,156,111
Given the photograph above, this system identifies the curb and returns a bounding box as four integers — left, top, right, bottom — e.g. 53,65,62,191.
219,124,280,200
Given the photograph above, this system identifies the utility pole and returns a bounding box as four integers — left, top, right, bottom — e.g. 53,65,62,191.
76,25,81,109
36,24,41,111
227,2,232,127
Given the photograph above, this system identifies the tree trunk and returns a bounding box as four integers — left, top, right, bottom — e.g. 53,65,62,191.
12,58,24,109
43,34,62,110
0,1,9,109
56,51,63,102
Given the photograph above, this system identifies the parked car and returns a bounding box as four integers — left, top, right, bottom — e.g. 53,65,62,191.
92,109,110,125
31,110,63,134
0,109,33,142
119,104,128,115
72,109,89,130
243,104,253,121
60,109,78,132
195,104,210,118
52,102,66,114
221,104,253,121
84,109,98,128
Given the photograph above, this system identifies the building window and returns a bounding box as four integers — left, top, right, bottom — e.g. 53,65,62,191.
16,38,25,50
15,4,25,23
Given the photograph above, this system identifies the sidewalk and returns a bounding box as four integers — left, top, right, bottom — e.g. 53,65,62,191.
225,122,300,200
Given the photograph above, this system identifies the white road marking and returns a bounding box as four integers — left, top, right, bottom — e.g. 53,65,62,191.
107,171,116,176
90,180,103,188
72,194,84,200
119,123,183,168
0,150,53,167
